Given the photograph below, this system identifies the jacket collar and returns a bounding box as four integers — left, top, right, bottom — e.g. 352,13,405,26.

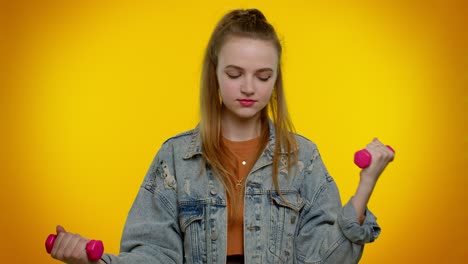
183,120,280,160
183,126,202,160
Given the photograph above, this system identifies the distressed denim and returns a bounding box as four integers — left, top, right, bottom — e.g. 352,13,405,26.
101,123,381,264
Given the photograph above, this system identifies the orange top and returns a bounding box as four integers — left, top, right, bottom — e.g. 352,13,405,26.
222,136,260,256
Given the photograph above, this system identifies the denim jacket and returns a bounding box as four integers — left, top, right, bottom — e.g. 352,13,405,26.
101,122,381,264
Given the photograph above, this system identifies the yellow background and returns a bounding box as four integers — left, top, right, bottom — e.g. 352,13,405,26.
1,0,466,263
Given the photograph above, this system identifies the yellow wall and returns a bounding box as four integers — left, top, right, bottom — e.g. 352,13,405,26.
1,1,466,263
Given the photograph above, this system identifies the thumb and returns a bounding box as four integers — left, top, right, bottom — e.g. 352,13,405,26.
56,225,66,234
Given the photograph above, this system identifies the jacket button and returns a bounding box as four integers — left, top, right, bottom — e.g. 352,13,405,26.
210,189,217,195
290,216,296,224
210,231,218,240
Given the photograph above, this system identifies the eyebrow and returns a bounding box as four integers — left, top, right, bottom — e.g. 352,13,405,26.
224,65,274,73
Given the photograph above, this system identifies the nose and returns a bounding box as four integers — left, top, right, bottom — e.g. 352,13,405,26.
240,76,255,96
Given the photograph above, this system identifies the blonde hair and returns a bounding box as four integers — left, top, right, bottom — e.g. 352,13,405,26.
199,9,297,215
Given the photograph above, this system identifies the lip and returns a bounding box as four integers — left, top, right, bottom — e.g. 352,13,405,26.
238,99,256,107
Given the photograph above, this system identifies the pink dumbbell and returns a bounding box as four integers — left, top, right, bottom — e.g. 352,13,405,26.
45,234,104,261
354,145,395,168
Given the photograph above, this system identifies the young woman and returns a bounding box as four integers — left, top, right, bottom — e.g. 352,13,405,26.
49,8,394,264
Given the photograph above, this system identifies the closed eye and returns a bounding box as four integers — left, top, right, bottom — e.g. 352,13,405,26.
258,76,271,82
227,73,241,79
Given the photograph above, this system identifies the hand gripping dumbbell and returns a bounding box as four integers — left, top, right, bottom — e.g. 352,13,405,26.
354,145,395,168
45,234,104,261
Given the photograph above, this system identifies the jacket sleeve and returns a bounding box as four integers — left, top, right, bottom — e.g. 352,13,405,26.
295,148,381,264
101,142,183,264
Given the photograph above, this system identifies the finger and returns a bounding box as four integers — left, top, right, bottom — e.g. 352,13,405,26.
367,138,379,147
372,139,393,159
365,140,389,164
71,237,90,260
63,234,81,260
371,138,385,147
374,145,394,163
50,231,62,258
51,231,72,260
384,146,395,161
370,138,389,152
56,225,66,234
366,141,382,153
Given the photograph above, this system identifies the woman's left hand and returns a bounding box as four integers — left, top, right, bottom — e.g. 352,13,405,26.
352,138,395,224
359,138,395,186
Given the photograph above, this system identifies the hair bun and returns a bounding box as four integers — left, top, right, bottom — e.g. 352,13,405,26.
234,9,266,22
247,9,266,21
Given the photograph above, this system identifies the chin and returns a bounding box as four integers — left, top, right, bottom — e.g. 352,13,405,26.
223,105,263,121
235,110,262,121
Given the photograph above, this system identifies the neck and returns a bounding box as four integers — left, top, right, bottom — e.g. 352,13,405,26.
221,112,262,141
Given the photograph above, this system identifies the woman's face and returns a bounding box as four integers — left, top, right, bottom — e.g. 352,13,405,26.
216,36,278,123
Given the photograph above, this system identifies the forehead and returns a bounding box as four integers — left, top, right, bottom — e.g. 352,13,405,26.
217,36,278,70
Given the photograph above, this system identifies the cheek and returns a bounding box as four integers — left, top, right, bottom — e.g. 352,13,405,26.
259,83,275,100
218,78,238,97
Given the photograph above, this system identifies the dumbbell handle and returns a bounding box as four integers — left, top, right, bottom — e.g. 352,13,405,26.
45,234,104,261
354,145,395,168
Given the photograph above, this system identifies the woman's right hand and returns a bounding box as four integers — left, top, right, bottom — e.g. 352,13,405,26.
50,225,104,264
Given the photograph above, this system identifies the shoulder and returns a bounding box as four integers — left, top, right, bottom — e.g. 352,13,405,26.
293,133,319,158
156,127,201,159
162,128,198,146
292,133,331,194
